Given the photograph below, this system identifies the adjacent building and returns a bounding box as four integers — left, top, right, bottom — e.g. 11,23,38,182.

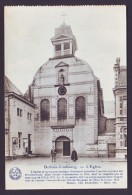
113,58,127,158
5,76,35,158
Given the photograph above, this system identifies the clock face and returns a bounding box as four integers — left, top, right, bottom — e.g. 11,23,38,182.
58,86,67,95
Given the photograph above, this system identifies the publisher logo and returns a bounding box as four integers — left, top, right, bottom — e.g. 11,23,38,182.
9,167,22,180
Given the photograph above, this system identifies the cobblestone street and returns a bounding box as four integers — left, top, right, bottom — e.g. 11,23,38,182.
6,156,127,166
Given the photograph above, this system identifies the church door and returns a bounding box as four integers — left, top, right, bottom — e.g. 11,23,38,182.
63,141,70,156
55,136,70,156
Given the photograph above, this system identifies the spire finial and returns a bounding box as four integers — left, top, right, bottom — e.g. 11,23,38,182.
61,12,67,24
116,57,120,65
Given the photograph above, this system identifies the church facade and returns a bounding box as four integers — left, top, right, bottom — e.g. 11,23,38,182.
25,23,106,157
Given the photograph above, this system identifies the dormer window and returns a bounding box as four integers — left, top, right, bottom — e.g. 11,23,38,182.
64,42,70,50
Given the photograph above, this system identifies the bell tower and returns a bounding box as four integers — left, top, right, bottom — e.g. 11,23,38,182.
51,22,78,58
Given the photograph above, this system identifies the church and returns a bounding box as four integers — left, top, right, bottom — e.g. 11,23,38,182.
24,22,106,157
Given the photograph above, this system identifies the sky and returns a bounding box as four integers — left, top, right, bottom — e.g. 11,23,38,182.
4,6,126,101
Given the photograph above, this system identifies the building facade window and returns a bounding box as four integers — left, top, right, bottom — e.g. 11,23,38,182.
17,108,22,117
75,96,86,120
58,98,67,120
41,99,50,121
27,113,32,120
120,102,122,108
18,132,22,148
119,96,123,115
120,96,123,101
124,134,127,147
120,110,123,115
120,141,123,147
123,99,127,115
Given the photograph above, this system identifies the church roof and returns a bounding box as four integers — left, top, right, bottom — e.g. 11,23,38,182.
51,23,75,41
4,76,23,96
118,66,127,87
5,76,35,107
55,23,73,37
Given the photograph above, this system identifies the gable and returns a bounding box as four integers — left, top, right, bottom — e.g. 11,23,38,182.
51,34,73,42
56,35,71,39
55,61,69,68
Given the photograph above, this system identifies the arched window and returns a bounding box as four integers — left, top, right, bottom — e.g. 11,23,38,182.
58,98,67,120
75,96,86,120
41,99,50,121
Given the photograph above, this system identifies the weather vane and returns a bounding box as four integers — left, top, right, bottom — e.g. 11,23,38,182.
61,12,67,24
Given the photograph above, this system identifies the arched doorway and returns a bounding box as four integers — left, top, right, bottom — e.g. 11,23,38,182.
55,136,70,156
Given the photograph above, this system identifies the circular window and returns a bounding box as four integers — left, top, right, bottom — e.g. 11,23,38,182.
58,86,67,95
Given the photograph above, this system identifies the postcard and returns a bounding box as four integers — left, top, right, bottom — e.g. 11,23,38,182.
4,5,127,189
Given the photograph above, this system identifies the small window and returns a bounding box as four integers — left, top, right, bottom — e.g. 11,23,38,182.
55,44,61,51
123,100,127,115
120,110,123,115
124,134,127,147
123,96,127,100
27,113,32,120
120,141,123,147
20,109,22,117
17,108,19,116
64,42,70,50
120,103,122,108
17,108,22,117
120,96,122,102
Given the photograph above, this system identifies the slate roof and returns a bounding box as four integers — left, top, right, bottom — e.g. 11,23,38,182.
4,76,23,96
55,23,73,37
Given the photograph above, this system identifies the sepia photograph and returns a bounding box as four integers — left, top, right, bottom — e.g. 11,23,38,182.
4,5,127,189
